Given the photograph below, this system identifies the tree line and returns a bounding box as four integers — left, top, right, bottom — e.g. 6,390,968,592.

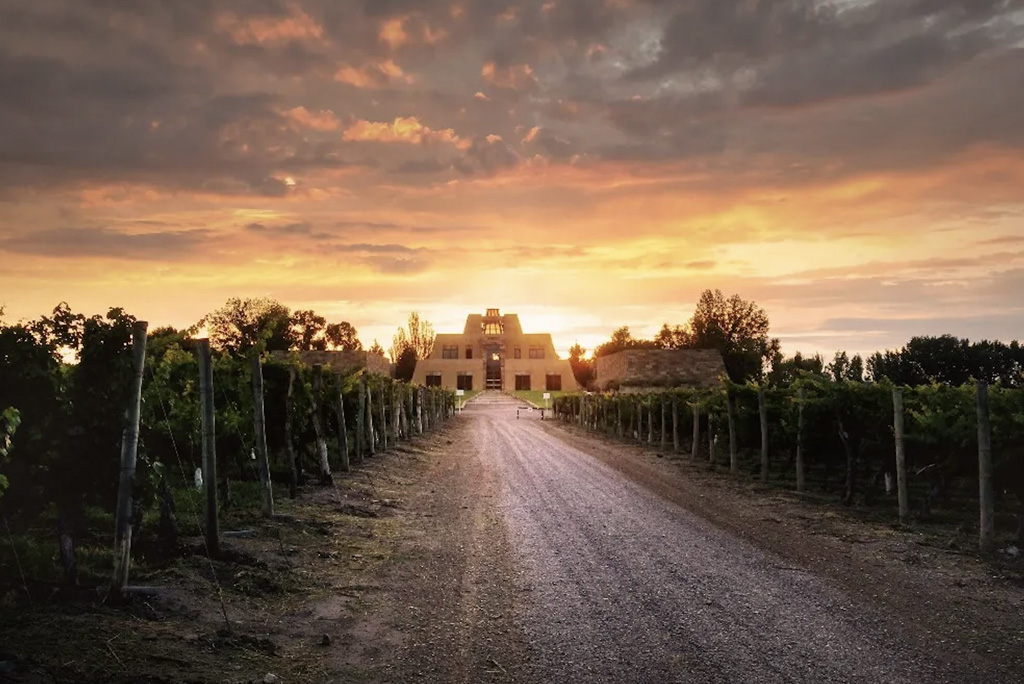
568,289,1024,389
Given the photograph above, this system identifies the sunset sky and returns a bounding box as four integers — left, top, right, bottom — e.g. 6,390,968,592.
1,0,1022,359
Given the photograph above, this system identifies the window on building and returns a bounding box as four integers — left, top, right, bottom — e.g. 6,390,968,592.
442,345,459,359
465,347,473,359
514,347,521,359
426,373,442,387
529,347,544,359
545,374,562,391
483,322,503,335
457,373,473,391
486,308,500,317
515,374,531,391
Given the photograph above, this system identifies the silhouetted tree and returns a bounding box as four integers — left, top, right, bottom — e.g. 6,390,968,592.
688,289,779,382
325,321,361,351
567,342,594,388
201,297,291,354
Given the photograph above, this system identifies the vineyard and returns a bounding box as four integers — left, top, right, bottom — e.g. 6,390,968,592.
0,310,456,600
553,379,1024,551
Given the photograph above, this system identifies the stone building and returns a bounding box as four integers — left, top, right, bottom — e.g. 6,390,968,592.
411,309,579,392
594,348,726,391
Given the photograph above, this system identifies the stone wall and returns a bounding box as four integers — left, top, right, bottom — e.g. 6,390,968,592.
269,350,392,376
594,349,726,391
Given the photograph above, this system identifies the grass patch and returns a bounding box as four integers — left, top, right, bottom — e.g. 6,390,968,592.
510,390,571,407
455,389,481,407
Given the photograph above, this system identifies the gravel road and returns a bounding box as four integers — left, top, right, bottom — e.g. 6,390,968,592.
378,392,1018,684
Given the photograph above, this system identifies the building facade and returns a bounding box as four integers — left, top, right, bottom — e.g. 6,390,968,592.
411,309,579,392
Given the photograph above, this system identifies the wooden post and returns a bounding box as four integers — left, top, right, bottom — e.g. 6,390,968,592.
726,390,737,474
416,387,424,434
310,365,332,484
355,374,365,465
250,354,273,517
796,387,806,493
758,388,769,483
892,388,909,524
691,402,700,460
336,376,350,473
672,395,680,453
708,411,716,465
379,381,388,451
111,320,148,597
976,381,995,553
366,381,376,455
285,367,298,497
197,339,219,557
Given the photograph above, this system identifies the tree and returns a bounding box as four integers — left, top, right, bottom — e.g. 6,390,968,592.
201,297,291,354
290,310,328,351
826,351,865,382
766,351,825,387
567,342,594,388
594,326,659,357
655,323,692,349
389,312,435,362
688,289,778,382
369,340,385,357
325,321,362,351
394,347,418,382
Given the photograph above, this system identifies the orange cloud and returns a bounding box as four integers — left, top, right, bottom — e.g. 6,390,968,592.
481,62,536,90
283,106,340,132
215,6,324,46
378,15,447,49
379,17,409,49
342,117,471,150
334,60,413,88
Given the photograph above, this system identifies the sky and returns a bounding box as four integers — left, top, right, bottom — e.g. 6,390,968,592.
1,0,1023,360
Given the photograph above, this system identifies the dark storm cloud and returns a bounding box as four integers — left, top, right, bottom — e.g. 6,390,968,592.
0,0,1020,192
0,227,213,260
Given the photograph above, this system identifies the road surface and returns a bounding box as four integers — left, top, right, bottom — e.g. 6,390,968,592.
379,392,1013,683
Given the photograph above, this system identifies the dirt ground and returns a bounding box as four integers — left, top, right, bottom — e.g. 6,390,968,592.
2,406,1022,682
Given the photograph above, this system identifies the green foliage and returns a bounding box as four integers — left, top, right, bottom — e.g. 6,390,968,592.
0,407,20,497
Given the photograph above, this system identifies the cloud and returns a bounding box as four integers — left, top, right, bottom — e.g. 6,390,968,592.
342,116,470,149
0,227,213,260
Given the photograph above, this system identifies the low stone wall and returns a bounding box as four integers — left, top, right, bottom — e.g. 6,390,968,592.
595,349,726,391
269,350,392,376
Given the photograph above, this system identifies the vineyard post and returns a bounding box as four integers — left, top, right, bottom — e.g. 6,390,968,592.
355,374,365,465
892,388,909,524
708,411,716,465
691,401,700,460
336,375,349,473
285,367,298,497
758,388,769,483
197,339,220,557
671,394,680,453
250,354,273,516
726,388,737,474
366,380,376,456
111,320,148,598
976,381,995,553
661,396,668,451
416,387,424,434
311,365,332,484
616,399,623,439
796,387,806,493
379,381,388,452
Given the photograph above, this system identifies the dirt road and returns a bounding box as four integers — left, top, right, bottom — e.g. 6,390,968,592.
364,392,1023,683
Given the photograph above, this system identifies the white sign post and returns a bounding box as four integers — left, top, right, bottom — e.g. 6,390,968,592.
543,392,551,409
456,389,465,413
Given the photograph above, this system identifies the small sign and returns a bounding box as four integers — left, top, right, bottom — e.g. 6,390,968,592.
543,393,551,399
456,389,465,396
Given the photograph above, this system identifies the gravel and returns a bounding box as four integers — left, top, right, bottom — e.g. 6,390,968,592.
375,392,1019,684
